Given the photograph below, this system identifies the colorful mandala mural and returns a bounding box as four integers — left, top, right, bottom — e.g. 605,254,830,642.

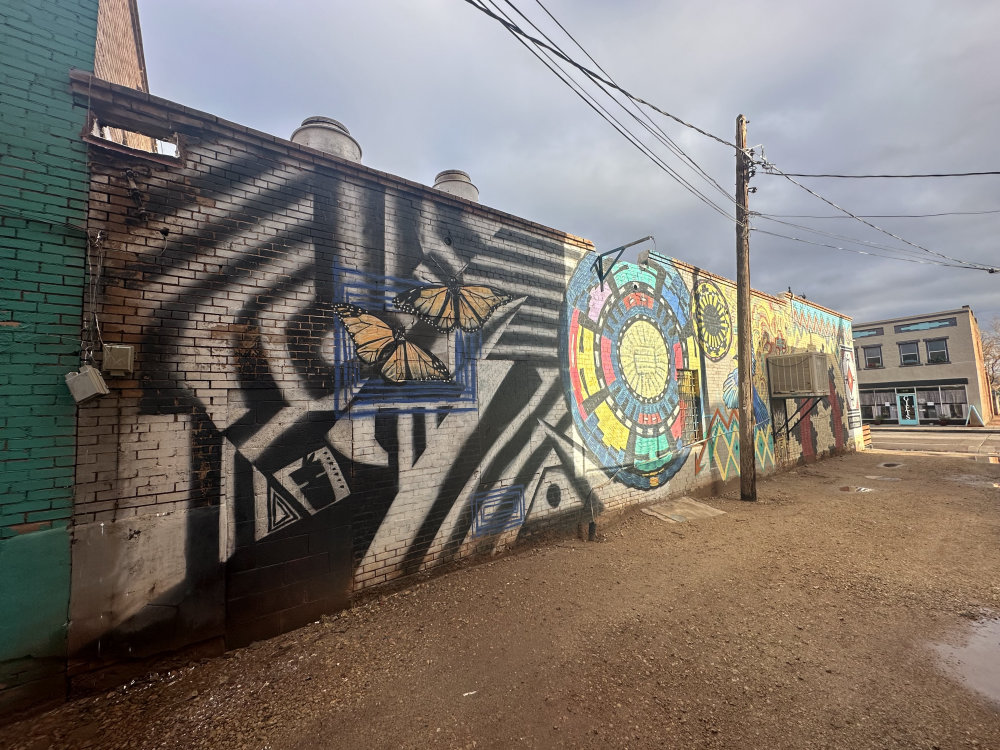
560,255,695,489
693,279,733,361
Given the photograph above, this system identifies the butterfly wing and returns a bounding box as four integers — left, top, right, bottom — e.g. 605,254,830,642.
381,340,452,383
331,303,395,364
394,285,458,331
332,303,452,384
455,285,514,331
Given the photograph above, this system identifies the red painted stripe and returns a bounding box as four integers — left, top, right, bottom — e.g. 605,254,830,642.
568,310,587,419
672,400,686,439
600,335,616,385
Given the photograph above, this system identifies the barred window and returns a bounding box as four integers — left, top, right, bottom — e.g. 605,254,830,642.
677,369,703,444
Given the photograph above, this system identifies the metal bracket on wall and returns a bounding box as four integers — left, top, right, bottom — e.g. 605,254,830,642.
593,235,654,283
124,169,149,219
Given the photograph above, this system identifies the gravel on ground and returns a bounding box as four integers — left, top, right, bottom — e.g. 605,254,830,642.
2,450,999,749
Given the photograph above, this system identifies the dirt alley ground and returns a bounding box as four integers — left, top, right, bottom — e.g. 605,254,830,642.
2,449,999,749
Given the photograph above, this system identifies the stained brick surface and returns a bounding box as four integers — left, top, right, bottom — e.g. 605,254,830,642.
0,0,100,714
46,69,866,685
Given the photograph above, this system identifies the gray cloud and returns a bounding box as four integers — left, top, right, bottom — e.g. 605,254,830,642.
138,0,1000,326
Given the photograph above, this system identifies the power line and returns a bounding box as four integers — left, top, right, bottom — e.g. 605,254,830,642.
460,0,738,149
527,0,735,206
757,159,998,272
767,170,1000,179
762,209,1000,219
753,214,974,265
465,0,999,275
476,0,736,222
752,228,984,270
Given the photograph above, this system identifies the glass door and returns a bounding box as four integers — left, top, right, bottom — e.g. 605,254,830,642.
896,392,919,426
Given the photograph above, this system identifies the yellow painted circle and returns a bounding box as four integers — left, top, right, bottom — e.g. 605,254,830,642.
619,319,669,399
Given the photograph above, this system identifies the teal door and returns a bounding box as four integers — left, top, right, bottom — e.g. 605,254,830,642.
896,393,919,425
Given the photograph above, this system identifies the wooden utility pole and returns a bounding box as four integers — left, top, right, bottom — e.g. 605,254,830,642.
736,114,756,501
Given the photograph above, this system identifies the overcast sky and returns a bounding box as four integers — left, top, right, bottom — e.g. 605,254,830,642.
137,0,999,327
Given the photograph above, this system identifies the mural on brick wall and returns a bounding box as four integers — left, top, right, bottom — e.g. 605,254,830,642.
106,154,861,566
102,153,604,619
560,254,696,489
73,88,860,655
693,279,733,362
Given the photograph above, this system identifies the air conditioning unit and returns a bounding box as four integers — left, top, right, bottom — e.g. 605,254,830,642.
767,352,829,397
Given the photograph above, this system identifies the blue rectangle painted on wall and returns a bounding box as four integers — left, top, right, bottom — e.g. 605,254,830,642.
894,318,956,333
471,486,526,538
331,266,478,416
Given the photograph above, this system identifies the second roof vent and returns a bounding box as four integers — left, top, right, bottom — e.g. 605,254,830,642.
433,169,479,202
290,116,362,162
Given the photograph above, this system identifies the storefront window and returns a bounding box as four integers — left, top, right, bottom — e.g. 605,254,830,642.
918,388,938,420
940,385,967,420
874,390,894,419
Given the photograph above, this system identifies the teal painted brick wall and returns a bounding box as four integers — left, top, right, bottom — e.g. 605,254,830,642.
0,0,98,706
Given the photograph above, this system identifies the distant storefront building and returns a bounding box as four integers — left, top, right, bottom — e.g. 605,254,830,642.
852,307,995,425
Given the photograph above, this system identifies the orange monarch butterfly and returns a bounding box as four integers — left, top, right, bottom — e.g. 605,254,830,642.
394,278,514,332
332,304,452,384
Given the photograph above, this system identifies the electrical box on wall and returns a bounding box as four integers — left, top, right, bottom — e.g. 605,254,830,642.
102,344,134,376
767,352,829,398
66,364,110,404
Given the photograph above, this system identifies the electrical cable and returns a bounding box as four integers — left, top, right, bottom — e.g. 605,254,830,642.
486,0,734,215
83,228,107,363
769,170,1000,179
757,159,998,272
761,209,1000,219
466,0,998,274
0,205,88,234
753,214,987,266
460,0,738,149
752,227,987,269
477,0,737,222
499,2,736,217
525,0,736,206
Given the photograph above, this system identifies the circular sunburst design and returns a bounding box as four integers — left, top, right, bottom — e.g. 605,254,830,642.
560,256,693,489
618,318,669,400
694,280,732,361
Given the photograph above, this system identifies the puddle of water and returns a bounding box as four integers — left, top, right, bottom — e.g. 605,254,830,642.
878,462,902,469
933,616,1000,707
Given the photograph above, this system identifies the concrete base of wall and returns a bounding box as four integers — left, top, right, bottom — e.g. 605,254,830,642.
67,637,225,698
0,659,66,723
68,506,225,663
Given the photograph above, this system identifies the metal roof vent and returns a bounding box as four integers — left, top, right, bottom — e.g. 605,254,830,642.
433,169,479,202
290,116,362,162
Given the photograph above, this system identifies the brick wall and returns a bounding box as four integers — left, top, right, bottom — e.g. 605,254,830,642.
93,0,153,151
0,0,99,715
66,75,861,669
94,0,146,91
